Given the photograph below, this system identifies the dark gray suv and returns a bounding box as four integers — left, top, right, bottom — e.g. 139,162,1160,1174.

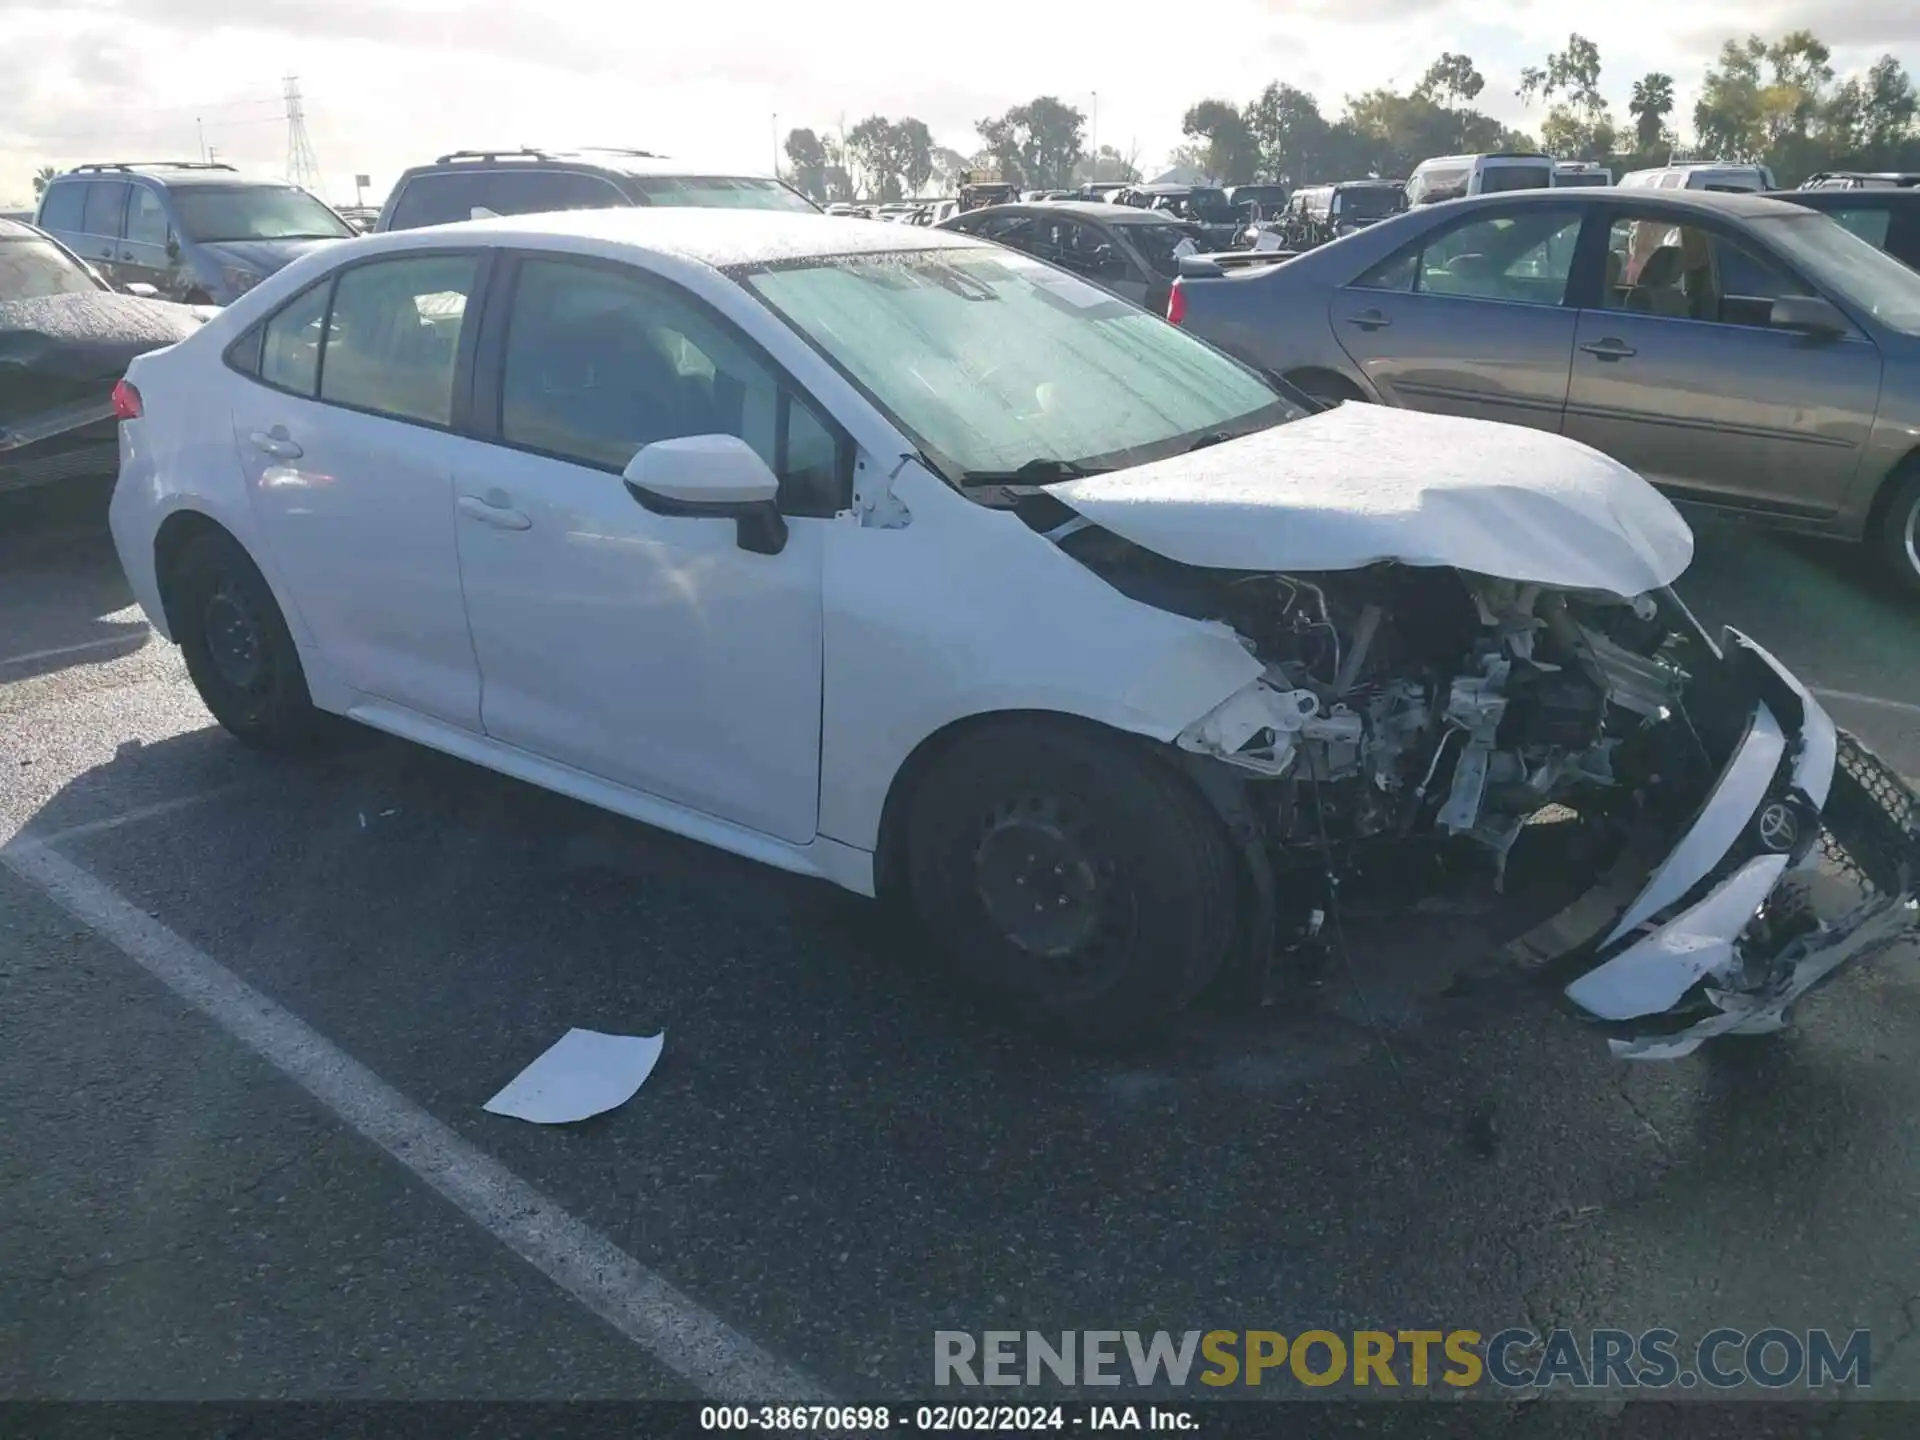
374,148,820,232
35,162,355,306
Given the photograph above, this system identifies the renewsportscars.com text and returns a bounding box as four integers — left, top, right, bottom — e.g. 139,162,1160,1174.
933,1328,1871,1390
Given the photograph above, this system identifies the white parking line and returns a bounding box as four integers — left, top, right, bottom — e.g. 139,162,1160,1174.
1811,687,1920,720
0,835,831,1403
0,631,150,669
20,787,251,846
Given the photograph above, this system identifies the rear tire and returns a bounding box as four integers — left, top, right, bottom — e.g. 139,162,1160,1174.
1872,466,1920,597
170,530,323,750
903,718,1238,1045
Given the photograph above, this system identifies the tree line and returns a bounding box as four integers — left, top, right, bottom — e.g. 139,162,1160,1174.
781,27,1919,202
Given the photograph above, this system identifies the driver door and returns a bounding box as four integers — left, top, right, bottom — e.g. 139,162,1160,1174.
451,254,836,844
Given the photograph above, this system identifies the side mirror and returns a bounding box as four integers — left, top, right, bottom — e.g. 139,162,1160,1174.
1769,295,1847,337
621,434,788,556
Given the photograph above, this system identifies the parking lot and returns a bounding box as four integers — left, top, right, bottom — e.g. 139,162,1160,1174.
4,477,1920,1415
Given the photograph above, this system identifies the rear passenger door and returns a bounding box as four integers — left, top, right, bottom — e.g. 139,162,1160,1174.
1330,204,1584,431
227,251,490,727
71,180,131,282
120,183,176,295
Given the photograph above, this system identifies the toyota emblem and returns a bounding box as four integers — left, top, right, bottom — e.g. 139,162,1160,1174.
1755,801,1800,853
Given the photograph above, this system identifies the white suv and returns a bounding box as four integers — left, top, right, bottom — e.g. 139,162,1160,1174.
106,208,1909,1055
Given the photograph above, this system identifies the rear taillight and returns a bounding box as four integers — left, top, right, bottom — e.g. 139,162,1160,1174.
111,379,143,420
1166,280,1186,326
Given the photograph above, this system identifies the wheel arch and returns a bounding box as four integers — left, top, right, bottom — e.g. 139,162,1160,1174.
152,507,241,637
1283,365,1369,404
1863,444,1920,540
870,708,1278,999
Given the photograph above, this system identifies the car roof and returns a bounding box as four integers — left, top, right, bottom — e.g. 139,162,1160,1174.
1776,188,1920,209
998,200,1193,224
399,149,782,182
53,164,294,189
0,217,40,239
1429,187,1805,219
361,206,984,269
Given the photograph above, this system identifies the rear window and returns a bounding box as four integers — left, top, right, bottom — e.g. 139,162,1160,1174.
479,169,626,218
1479,165,1553,194
1822,207,1894,250
37,181,87,232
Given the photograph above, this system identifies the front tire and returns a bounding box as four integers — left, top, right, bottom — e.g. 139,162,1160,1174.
903,719,1238,1045
170,530,323,749
1872,466,1920,597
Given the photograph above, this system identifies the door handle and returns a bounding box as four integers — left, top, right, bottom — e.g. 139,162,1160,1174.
248,430,303,460
1579,338,1637,360
1346,308,1391,331
457,494,532,530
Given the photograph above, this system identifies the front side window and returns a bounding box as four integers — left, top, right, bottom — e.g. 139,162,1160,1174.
1602,215,1812,327
628,176,818,213
1750,211,1920,335
171,186,351,242
81,180,128,238
739,247,1301,481
37,182,87,232
1819,207,1894,251
0,237,104,299
319,255,477,425
1358,209,1581,304
126,187,169,247
498,258,843,512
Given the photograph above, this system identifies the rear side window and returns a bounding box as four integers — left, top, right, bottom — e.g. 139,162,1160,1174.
386,173,491,230
37,181,87,232
81,180,129,237
260,282,330,394
481,169,626,216
320,255,478,425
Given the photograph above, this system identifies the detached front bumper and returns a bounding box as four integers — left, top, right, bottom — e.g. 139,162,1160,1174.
1560,631,1920,1060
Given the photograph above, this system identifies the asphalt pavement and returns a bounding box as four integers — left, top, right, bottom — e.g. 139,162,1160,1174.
3,478,1919,1419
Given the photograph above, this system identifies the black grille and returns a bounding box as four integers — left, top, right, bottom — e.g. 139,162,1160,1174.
1817,731,1920,900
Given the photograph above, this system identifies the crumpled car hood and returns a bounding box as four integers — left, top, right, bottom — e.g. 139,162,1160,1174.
1051,405,1695,598
0,292,205,392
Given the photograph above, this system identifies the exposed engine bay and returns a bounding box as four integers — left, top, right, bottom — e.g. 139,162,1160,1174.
1054,521,1707,877
1032,511,1918,1058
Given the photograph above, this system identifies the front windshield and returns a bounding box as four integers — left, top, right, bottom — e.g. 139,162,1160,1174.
1126,222,1203,278
739,247,1302,479
1752,212,1920,336
0,236,104,299
631,176,819,213
171,185,353,242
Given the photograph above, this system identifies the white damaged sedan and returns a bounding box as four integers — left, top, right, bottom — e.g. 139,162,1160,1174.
107,210,1920,1055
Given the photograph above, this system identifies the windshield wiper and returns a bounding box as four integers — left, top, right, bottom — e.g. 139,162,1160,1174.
1185,431,1239,452
958,457,1112,486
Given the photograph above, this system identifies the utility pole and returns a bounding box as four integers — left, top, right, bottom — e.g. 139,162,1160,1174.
283,74,323,193
1090,91,1099,179
771,112,780,177
197,116,207,163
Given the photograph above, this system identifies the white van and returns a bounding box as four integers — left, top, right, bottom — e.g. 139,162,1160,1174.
1617,162,1779,193
1404,152,1557,206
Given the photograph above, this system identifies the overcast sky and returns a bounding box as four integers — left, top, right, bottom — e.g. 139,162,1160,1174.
4,0,1919,207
